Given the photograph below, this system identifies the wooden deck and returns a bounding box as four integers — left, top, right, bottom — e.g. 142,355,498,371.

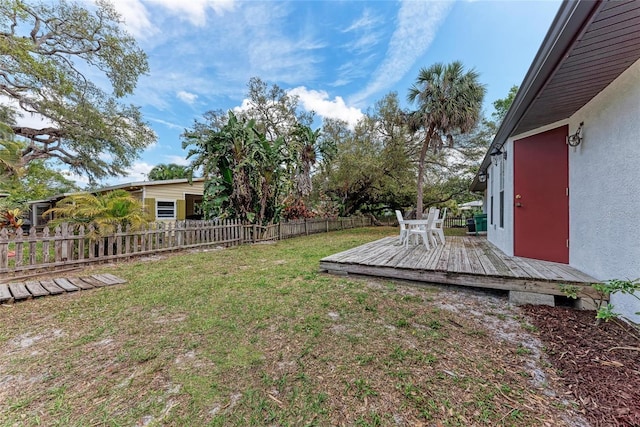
320,236,601,300
0,274,126,304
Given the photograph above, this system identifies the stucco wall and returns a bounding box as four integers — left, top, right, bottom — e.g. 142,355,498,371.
567,58,640,323
489,59,640,322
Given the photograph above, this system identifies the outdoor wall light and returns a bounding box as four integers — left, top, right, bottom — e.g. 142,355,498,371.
490,147,504,165
567,122,584,147
478,171,487,183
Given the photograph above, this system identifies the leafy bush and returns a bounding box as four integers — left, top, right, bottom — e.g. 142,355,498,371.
561,279,640,323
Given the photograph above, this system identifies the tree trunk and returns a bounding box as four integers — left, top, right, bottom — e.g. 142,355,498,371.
416,127,434,217
258,178,270,225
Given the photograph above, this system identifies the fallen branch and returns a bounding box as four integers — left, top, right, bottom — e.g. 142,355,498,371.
267,393,285,408
607,346,640,353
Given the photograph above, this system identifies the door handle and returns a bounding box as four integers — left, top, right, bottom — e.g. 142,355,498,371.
515,203,522,207
515,194,522,199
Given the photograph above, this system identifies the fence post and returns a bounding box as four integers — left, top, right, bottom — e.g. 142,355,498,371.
60,223,68,260
0,228,8,270
78,226,85,261
305,219,308,236
54,225,63,262
14,228,23,268
42,227,51,263
176,221,184,248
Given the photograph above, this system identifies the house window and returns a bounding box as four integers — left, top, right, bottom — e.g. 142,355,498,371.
35,204,51,227
156,200,176,219
499,157,505,228
490,165,495,225
490,196,494,225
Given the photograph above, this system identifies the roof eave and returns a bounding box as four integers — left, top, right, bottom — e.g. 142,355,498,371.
471,0,603,192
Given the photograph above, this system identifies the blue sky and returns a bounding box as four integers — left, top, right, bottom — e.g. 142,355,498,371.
94,0,561,185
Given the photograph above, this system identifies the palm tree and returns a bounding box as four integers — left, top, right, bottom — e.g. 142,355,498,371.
148,163,189,181
44,190,149,237
292,124,319,198
291,124,335,199
407,61,486,216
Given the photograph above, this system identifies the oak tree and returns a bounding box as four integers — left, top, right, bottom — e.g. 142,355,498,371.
0,0,155,181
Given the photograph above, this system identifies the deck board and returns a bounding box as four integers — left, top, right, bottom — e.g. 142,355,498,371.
0,283,13,303
25,281,50,297
462,238,485,275
54,278,79,292
320,235,600,299
8,282,31,300
40,280,64,295
0,274,126,304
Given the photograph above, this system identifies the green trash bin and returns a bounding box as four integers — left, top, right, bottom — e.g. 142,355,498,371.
474,213,487,232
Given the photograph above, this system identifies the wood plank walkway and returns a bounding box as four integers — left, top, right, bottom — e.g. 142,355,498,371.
0,274,126,304
320,236,601,299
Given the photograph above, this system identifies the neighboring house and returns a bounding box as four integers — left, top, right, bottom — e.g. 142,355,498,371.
29,178,205,227
458,200,483,211
471,0,640,322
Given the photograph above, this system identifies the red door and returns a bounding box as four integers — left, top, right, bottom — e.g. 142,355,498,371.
514,125,569,263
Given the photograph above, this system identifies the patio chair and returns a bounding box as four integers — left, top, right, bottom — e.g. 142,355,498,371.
406,208,439,249
395,210,408,245
431,207,446,245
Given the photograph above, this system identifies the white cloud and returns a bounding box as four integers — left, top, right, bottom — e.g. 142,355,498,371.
177,90,198,104
345,31,383,54
145,0,236,27
148,117,184,130
232,98,252,114
241,3,325,85
61,170,91,188
350,0,454,105
110,0,236,37
288,87,363,128
164,155,190,166
341,8,384,55
342,9,383,33
0,95,54,129
111,0,156,39
107,161,155,185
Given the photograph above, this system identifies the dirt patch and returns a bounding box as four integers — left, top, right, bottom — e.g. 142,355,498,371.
381,282,590,426
522,305,640,427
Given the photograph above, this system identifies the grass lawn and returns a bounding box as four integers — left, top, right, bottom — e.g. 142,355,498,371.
0,227,578,426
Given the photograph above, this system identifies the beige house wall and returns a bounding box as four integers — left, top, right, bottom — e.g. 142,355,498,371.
143,181,204,200
143,181,204,221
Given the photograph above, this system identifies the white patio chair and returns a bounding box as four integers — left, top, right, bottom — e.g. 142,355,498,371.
421,206,437,219
406,208,438,249
431,207,446,245
395,210,408,245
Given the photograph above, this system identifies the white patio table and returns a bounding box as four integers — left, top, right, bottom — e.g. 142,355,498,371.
402,219,436,249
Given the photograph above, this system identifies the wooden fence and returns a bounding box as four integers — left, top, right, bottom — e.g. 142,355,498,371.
0,216,372,275
443,216,472,228
377,215,471,228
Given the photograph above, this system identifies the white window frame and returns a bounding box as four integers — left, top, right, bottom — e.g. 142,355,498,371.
156,200,176,220
34,203,51,227
499,157,505,228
